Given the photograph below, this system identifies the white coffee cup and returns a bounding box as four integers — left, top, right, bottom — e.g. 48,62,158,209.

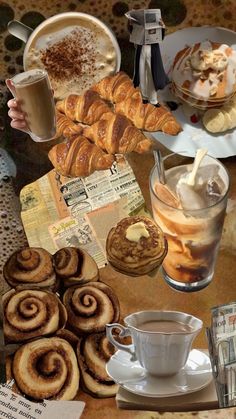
106,310,203,376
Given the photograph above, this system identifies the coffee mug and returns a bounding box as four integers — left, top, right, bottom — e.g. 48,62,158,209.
106,310,203,376
8,13,121,100
10,69,56,142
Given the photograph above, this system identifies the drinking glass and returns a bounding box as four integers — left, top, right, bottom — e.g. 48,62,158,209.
149,153,230,292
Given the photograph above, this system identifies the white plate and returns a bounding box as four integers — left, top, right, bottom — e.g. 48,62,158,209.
106,349,212,398
151,26,236,158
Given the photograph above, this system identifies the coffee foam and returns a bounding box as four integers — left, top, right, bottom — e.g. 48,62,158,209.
16,73,44,85
25,18,118,99
0,151,27,296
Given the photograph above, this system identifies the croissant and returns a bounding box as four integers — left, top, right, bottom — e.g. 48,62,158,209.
115,96,182,135
83,112,152,154
56,111,83,137
92,71,142,103
56,90,111,124
48,135,115,178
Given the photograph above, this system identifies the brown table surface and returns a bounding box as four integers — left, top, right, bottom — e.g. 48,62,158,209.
1,139,236,419
75,144,236,419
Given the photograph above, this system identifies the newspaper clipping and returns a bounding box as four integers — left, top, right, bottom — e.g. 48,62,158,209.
20,157,147,268
0,381,85,419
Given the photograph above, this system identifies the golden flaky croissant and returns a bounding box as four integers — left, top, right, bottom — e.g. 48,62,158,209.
83,112,152,154
92,71,142,104
48,135,115,178
56,90,111,124
56,111,83,137
115,96,182,135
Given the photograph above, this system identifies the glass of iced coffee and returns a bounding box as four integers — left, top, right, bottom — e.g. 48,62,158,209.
11,69,56,142
149,152,229,292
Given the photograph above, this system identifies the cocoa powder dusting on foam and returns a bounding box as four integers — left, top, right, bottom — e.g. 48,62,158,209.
40,28,96,82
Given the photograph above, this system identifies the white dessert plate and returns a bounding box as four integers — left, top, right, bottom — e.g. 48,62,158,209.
106,349,212,398
151,26,236,158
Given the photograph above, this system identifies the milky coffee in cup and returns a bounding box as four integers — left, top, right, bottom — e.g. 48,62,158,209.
11,69,56,142
138,319,195,333
24,13,120,99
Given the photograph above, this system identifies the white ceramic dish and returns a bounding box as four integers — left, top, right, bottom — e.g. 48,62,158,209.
151,26,236,158
106,349,213,398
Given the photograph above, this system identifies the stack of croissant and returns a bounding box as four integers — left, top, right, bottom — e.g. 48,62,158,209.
48,72,182,178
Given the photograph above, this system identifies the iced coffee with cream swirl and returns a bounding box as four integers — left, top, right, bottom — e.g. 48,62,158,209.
150,151,229,292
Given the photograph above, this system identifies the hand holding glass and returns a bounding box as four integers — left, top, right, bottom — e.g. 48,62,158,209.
10,69,56,142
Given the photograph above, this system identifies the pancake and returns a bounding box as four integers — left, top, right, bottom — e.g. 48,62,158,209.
172,83,232,109
106,215,167,276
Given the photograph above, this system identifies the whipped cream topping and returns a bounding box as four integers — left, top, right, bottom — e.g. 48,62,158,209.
190,49,228,72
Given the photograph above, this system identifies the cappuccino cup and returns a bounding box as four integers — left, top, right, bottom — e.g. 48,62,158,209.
11,69,56,142
106,310,203,376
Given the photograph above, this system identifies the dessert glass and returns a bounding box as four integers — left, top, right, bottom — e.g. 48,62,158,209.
149,154,230,292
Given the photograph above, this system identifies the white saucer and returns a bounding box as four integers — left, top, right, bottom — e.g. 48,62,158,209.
106,349,213,398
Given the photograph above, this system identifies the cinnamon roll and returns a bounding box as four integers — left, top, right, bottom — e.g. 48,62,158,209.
8,337,79,400
63,282,120,334
77,333,118,397
3,289,67,343
3,247,57,289
56,328,79,352
53,247,99,287
106,215,167,276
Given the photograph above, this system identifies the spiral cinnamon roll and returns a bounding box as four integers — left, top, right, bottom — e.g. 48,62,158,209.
8,337,79,400
53,247,99,287
77,333,118,397
3,247,57,289
3,289,67,343
63,282,120,334
56,328,79,352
